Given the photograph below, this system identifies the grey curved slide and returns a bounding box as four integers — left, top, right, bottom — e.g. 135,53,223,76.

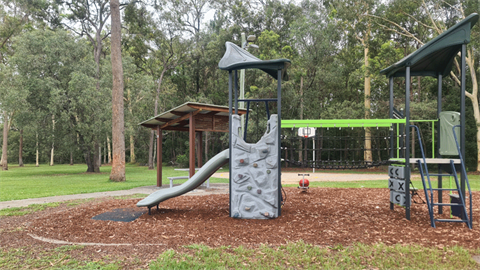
137,149,229,211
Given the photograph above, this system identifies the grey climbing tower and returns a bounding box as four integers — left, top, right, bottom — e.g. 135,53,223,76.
230,114,279,219
219,41,290,219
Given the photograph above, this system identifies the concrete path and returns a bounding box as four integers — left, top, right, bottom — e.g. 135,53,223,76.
0,183,229,210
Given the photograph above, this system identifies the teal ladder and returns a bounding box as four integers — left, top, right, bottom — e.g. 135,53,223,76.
411,125,472,229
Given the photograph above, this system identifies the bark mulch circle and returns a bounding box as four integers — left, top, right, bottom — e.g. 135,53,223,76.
1,187,478,264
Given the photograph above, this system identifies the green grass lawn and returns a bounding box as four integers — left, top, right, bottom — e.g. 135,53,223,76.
0,241,478,269
0,164,229,201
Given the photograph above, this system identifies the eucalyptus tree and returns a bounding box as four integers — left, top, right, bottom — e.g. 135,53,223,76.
328,0,382,163
109,0,125,181
12,29,109,172
0,0,41,170
124,3,189,169
55,0,127,171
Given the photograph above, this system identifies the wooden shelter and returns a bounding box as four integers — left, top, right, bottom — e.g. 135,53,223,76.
140,102,248,187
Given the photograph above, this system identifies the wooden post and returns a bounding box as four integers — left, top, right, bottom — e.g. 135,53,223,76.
189,112,196,177
157,126,162,187
197,131,203,168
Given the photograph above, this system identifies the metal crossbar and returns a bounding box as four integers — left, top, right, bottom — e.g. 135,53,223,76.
281,119,406,128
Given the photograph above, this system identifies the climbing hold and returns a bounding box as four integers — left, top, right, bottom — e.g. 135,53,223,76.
262,149,268,153
233,212,240,218
264,212,269,217
247,186,252,190
238,174,243,178
240,159,244,164
267,170,271,174
253,163,258,168
245,207,251,211
257,189,262,194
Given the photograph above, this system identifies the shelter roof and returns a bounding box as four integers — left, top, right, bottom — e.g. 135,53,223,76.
218,42,291,80
139,102,248,131
380,13,478,78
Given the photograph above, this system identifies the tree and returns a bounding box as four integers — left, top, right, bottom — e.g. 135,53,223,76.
109,0,125,181
57,0,114,172
124,3,188,169
12,29,109,172
330,0,380,164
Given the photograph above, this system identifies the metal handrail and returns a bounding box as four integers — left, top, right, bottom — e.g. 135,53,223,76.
452,125,473,228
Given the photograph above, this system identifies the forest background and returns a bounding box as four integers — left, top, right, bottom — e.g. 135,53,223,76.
0,0,479,175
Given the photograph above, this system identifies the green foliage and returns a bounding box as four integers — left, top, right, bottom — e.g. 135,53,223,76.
175,154,189,168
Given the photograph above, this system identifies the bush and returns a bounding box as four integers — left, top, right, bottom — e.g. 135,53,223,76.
176,154,189,168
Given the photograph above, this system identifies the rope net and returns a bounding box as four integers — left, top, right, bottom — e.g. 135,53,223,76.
282,127,403,170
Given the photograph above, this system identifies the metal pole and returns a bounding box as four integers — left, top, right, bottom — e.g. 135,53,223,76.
228,71,233,217
460,44,466,198
437,74,443,214
277,69,282,217
313,134,315,173
389,76,394,159
405,66,411,220
389,76,394,210
240,33,246,134
234,70,238,115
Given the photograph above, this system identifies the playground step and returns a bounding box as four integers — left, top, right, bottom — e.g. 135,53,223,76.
428,173,455,177
434,219,468,223
432,203,463,207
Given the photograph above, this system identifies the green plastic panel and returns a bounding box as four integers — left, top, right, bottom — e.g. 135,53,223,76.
439,111,460,155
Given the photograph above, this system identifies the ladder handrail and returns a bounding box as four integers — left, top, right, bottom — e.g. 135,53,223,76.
410,125,434,202
452,125,473,227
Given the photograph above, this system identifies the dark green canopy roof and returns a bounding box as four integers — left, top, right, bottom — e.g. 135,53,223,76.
218,42,291,80
380,13,478,78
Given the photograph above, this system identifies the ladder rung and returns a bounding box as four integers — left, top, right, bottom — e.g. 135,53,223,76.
430,188,458,191
432,203,463,207
428,173,454,177
434,219,468,223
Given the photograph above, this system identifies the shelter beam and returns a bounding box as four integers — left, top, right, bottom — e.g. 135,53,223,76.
189,112,196,178
156,127,162,187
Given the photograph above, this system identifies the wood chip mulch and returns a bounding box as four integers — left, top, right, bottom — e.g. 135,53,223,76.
1,188,479,263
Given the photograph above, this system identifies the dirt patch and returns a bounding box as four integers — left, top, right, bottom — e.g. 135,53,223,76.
1,188,478,263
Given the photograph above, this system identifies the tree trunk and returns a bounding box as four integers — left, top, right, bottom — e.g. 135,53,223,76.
465,49,480,172
50,115,55,166
109,0,126,182
148,70,167,169
107,135,112,164
94,140,100,172
364,45,372,164
35,133,39,167
1,111,9,170
104,141,107,164
18,129,24,167
70,151,73,165
130,134,136,163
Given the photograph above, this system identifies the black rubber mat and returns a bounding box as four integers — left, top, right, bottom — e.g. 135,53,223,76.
92,208,146,222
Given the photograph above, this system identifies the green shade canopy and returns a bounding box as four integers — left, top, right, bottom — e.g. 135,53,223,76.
380,13,478,78
218,42,291,80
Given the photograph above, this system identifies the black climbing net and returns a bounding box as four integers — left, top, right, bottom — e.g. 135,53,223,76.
281,127,403,170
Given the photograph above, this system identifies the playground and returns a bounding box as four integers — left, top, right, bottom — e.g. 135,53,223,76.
1,12,479,269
